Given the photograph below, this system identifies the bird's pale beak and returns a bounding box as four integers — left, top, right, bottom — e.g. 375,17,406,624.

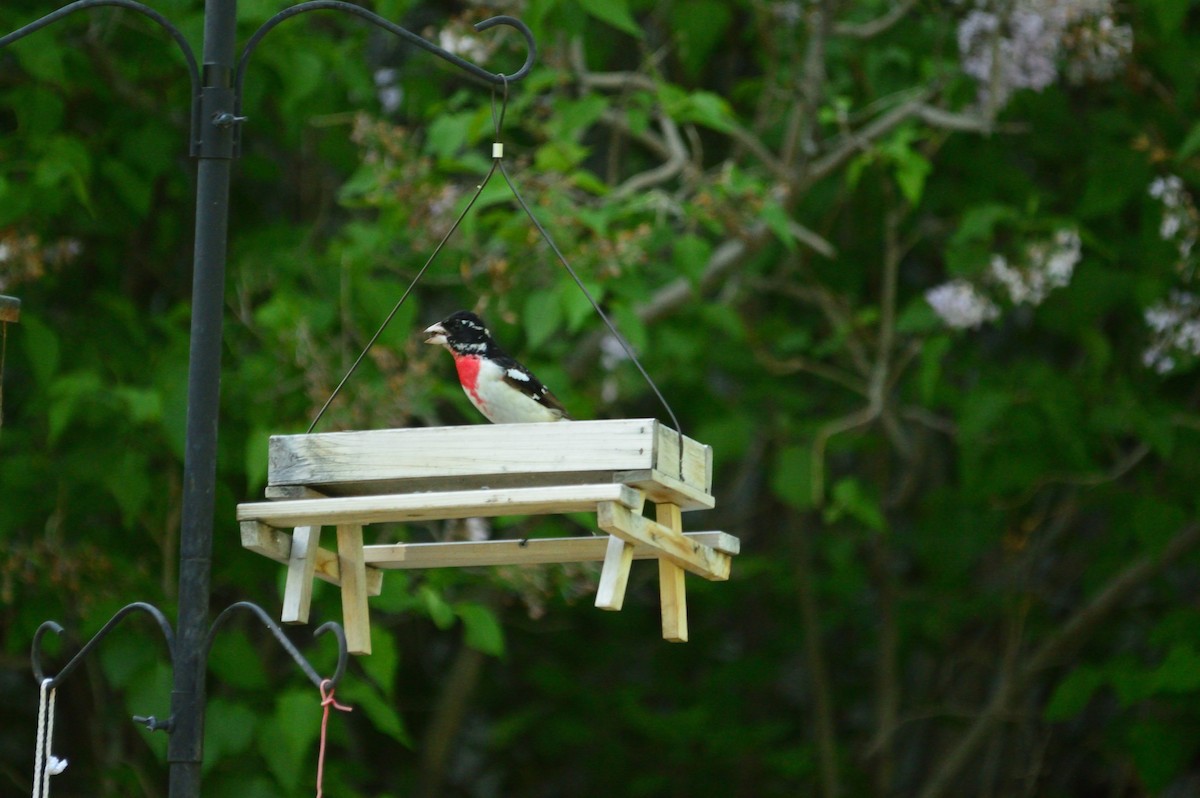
423,322,448,346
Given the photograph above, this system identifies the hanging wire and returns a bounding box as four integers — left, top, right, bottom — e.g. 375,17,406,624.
489,77,684,449
306,158,501,434
311,75,685,472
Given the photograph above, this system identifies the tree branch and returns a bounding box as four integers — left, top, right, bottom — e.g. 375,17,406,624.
609,113,690,200
793,513,842,798
833,0,918,39
918,522,1200,798
805,87,940,186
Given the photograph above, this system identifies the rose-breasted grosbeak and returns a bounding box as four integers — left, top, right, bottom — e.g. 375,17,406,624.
424,310,571,424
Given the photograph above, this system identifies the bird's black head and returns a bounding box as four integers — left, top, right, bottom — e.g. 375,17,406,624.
423,311,497,356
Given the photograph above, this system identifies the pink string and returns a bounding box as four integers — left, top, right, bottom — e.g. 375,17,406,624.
316,679,352,798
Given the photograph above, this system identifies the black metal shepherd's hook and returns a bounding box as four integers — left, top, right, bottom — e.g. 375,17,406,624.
30,600,347,732
2,4,538,797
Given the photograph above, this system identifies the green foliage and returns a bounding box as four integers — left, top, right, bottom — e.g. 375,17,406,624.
4,0,1200,796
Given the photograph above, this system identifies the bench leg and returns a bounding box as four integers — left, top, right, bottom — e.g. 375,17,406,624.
336,523,372,655
281,525,321,624
594,534,634,611
655,503,689,643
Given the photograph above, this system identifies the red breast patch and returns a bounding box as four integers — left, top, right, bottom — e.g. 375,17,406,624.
453,354,484,405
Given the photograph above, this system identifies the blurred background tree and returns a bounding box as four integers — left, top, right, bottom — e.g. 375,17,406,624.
2,0,1200,796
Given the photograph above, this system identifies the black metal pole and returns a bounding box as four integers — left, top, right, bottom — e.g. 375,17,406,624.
4,5,533,795
169,1,238,795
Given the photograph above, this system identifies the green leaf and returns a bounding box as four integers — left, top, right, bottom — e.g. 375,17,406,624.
20,314,60,387
208,629,270,691
672,233,712,282
825,478,885,531
426,112,475,160
894,150,932,205
771,445,815,510
101,160,153,216
420,585,456,630
244,426,272,493
760,201,797,252
335,678,411,745
1151,643,1200,693
259,688,321,793
679,91,739,134
34,136,93,211
359,625,401,699
457,602,506,657
1148,0,1190,32
524,289,563,350
203,699,259,773
114,386,163,425
670,0,733,77
577,0,643,37
896,297,940,335
918,335,951,403
47,371,104,443
951,204,1018,245
1127,720,1193,792
534,140,590,172
99,632,160,689
1044,665,1104,721
103,450,151,525
559,280,602,332
12,38,66,84
1177,122,1200,161
554,95,610,141
957,390,1012,445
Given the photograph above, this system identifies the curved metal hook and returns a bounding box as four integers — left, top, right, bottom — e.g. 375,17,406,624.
234,4,536,115
32,601,175,687
205,601,348,689
0,0,200,93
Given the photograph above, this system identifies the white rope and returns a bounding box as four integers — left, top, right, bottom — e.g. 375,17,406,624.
32,678,67,798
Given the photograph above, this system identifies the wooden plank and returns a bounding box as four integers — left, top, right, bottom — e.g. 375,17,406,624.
658,557,689,642
269,420,662,485
265,420,714,505
362,531,738,569
656,503,689,643
594,535,634,611
596,502,731,581
336,524,371,656
281,526,320,624
239,484,645,528
689,436,714,493
0,295,20,324
240,521,382,595
617,469,715,511
651,427,713,493
264,485,330,500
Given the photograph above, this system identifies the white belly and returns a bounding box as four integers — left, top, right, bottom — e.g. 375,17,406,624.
467,359,564,424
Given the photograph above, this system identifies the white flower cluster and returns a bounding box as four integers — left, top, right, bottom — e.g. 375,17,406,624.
1062,12,1134,83
926,228,1081,329
957,0,1132,110
438,29,488,63
925,280,1000,329
1149,175,1198,279
1142,291,1200,374
373,68,403,115
1143,177,1200,373
989,228,1081,304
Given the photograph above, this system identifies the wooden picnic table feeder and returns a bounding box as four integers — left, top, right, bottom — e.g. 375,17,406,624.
232,31,741,656
237,418,740,653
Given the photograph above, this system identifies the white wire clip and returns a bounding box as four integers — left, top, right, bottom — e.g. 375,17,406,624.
33,678,67,798
492,142,504,159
